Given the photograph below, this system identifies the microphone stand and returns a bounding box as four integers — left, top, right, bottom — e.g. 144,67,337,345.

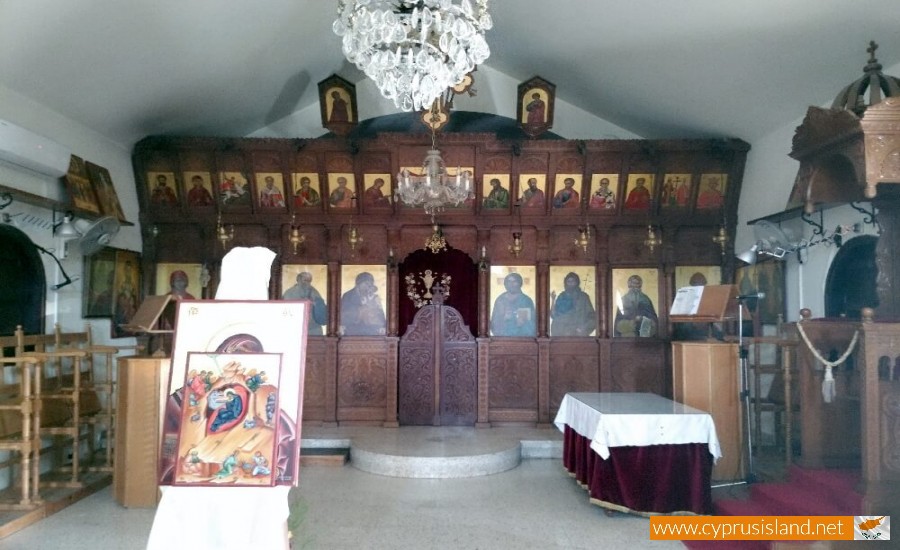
711,295,757,489
736,296,756,484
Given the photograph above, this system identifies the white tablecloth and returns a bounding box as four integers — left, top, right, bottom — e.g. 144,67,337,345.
146,486,291,550
553,392,721,461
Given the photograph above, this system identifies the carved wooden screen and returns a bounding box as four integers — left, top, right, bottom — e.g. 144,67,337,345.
398,304,477,425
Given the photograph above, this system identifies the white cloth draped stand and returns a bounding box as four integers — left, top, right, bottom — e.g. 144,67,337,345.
147,247,291,550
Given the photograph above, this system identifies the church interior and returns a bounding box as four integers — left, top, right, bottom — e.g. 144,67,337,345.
1,1,900,547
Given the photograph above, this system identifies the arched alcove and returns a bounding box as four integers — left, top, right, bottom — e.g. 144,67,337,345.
0,224,46,335
824,235,878,319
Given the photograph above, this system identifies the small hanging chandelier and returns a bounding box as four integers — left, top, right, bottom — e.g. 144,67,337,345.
574,225,591,253
333,0,493,112
395,131,473,215
508,232,524,257
347,225,363,251
216,213,234,249
289,214,306,254
347,198,363,252
712,225,729,256
643,225,662,253
424,221,447,253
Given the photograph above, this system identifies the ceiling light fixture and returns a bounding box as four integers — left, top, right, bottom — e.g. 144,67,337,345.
424,221,447,253
574,226,591,253
216,213,234,250
289,214,306,254
508,231,524,258
333,0,492,112
643,225,662,254
712,226,729,256
347,199,363,252
508,201,524,257
395,131,472,215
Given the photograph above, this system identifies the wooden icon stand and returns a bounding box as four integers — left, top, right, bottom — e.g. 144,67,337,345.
669,284,740,324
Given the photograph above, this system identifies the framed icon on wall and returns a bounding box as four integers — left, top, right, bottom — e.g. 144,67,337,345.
146,170,180,209
588,174,619,211
183,171,215,208
517,76,555,138
280,264,328,336
318,73,357,136
255,172,287,209
623,174,654,210
611,268,660,338
327,173,356,210
362,174,392,209
675,265,721,289
66,155,102,214
518,174,547,210
548,266,597,337
339,265,387,336
291,173,322,208
489,265,537,337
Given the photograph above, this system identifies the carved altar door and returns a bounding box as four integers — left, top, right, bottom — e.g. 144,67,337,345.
398,303,477,425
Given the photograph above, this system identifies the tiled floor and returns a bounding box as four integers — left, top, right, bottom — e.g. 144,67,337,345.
2,426,684,550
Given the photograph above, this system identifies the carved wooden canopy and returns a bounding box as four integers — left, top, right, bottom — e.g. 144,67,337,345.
788,42,900,212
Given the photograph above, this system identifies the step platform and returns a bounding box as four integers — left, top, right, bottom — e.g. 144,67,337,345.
301,425,562,479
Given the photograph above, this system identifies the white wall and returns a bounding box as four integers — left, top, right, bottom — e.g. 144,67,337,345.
0,84,141,346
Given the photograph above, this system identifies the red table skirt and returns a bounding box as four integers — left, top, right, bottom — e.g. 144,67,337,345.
563,425,713,515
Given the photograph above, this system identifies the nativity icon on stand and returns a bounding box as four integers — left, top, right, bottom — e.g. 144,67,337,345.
173,352,283,487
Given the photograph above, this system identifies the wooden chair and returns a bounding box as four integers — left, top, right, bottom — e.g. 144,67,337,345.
30,349,89,488
1,323,128,493
0,355,42,509
79,340,119,472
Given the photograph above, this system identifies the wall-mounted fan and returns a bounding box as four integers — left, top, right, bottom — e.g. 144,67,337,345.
69,216,121,256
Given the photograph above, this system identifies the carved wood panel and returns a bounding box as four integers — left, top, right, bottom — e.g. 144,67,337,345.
488,354,538,409
607,340,667,396
399,307,436,425
549,339,600,413
336,338,389,422
301,340,327,421
440,346,477,425
398,305,477,425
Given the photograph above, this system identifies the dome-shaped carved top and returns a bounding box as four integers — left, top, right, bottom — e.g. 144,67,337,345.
831,41,900,116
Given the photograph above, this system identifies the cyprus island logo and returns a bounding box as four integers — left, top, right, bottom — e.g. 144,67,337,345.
855,516,890,540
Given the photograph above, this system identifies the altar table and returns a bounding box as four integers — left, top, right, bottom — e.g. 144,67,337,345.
554,392,721,515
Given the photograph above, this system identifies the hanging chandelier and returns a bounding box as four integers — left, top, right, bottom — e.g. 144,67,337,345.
333,0,493,112
395,134,473,215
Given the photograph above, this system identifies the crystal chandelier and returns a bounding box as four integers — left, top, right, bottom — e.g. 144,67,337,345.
395,136,473,215
333,0,493,112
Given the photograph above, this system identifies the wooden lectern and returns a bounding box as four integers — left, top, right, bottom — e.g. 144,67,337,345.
671,285,746,482
119,295,174,357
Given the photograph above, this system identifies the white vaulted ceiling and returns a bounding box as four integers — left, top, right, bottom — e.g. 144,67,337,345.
2,0,900,146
